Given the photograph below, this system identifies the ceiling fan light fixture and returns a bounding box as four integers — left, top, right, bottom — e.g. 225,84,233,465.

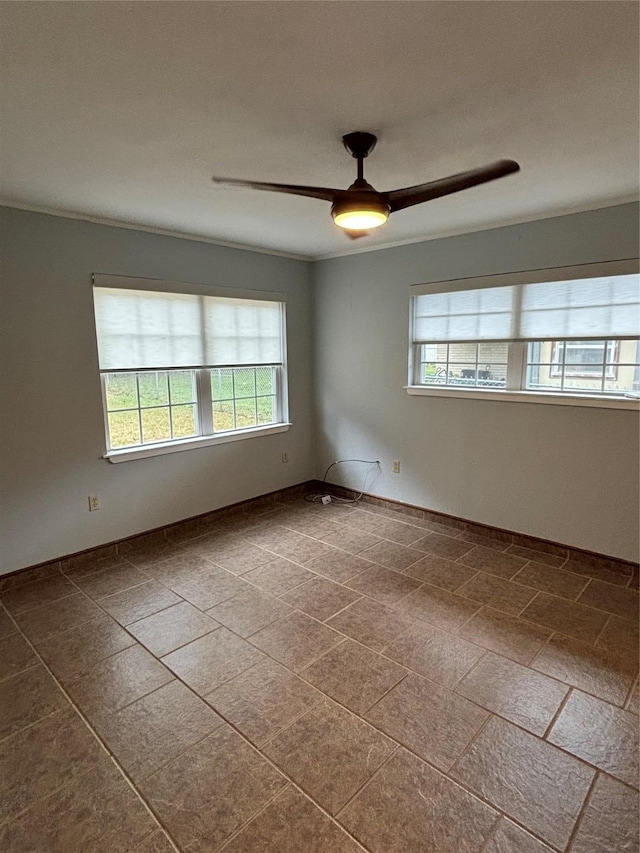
331,200,390,231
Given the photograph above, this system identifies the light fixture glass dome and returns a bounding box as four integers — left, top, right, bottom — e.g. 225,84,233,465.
331,197,390,231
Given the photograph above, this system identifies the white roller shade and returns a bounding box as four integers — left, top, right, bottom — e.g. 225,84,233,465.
412,265,640,344
93,286,284,370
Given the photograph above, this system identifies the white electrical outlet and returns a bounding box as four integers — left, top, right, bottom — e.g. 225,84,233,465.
282,452,289,463
392,460,400,474
88,495,100,511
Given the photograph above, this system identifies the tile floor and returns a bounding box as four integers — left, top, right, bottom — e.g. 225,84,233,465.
0,496,638,852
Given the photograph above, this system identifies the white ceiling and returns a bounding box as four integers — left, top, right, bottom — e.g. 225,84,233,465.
1,2,638,259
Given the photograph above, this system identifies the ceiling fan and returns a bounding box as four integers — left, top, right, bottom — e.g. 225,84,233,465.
212,132,520,239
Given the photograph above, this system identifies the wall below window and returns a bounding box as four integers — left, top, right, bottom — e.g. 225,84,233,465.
312,203,640,563
0,208,315,573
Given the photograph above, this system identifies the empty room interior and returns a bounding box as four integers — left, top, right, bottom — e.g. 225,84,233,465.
1,2,639,852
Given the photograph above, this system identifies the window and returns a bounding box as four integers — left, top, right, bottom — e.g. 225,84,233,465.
93,275,288,458
409,261,640,405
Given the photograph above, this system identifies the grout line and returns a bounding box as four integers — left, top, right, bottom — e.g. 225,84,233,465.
564,771,600,852
542,686,573,740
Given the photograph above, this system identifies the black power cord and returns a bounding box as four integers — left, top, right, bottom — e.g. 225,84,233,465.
304,459,380,504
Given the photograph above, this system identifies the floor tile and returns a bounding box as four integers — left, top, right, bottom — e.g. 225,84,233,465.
395,583,481,630
0,604,16,638
627,681,639,714
305,550,374,583
339,747,498,853
458,530,511,551
206,659,322,746
263,701,395,815
0,665,67,740
512,561,589,600
118,536,185,569
451,715,594,849
280,577,362,621
133,831,176,853
385,621,484,687
74,562,150,599
459,545,528,580
566,554,633,587
263,529,337,563
596,614,639,656
66,644,174,717
359,540,422,571
532,632,638,706
14,592,102,642
455,652,568,735
0,707,104,823
100,580,182,625
207,587,292,637
326,596,417,652
484,818,554,852
162,625,266,695
366,672,488,770
458,607,552,665
458,571,538,615
521,592,609,644
127,600,219,656
507,544,567,568
223,786,362,852
147,551,221,585
578,578,639,620
367,518,424,546
302,638,406,714
0,757,155,852
168,566,251,610
0,632,38,682
33,614,137,685
345,565,422,606
139,725,287,853
411,532,475,560
403,554,477,590
59,546,124,580
91,680,224,783
319,526,382,554
0,573,77,616
548,690,638,787
571,773,639,853
0,563,63,594
242,557,316,595
249,611,343,672
205,542,273,574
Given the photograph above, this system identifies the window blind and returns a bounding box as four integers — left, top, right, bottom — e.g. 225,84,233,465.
93,285,284,370
412,266,640,344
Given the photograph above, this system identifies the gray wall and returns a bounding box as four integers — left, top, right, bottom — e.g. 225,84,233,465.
0,208,315,573
312,203,640,562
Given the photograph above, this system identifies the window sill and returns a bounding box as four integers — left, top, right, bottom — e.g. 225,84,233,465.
405,386,640,410
104,423,291,463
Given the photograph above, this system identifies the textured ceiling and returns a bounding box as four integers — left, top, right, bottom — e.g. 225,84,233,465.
1,2,638,259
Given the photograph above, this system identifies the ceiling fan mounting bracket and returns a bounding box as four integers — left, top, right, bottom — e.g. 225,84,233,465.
342,132,377,160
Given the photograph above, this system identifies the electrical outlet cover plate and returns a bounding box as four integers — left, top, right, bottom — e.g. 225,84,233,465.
88,495,100,511
392,460,400,474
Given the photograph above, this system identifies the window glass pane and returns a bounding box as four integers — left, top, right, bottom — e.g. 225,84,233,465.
169,370,196,404
213,401,235,432
478,342,509,363
211,368,233,401
105,373,138,411
108,410,141,448
141,407,171,443
234,367,256,397
255,366,274,395
526,339,640,395
138,372,169,407
257,396,276,425
171,404,198,438
448,343,478,363
235,397,258,428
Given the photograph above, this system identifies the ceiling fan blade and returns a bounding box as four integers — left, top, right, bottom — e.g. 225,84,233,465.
212,176,339,203
344,229,370,240
386,159,520,213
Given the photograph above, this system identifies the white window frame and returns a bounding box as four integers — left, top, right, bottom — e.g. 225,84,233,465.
407,261,640,411
93,275,290,461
